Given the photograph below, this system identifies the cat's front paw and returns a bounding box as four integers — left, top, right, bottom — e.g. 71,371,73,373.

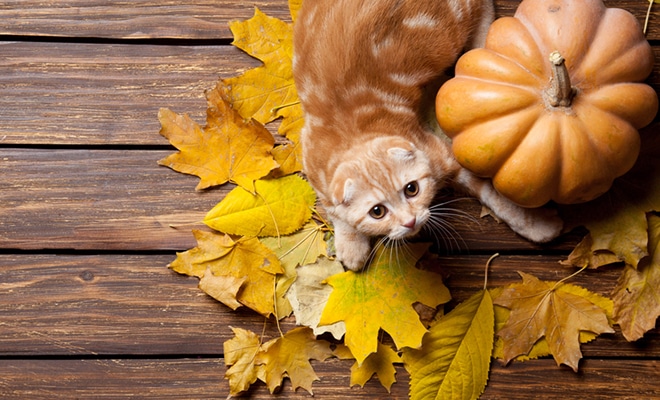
334,232,371,271
510,206,563,243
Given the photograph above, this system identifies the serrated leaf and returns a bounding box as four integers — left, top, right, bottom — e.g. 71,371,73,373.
491,286,606,362
204,175,316,237
319,243,451,365
403,290,494,400
225,8,301,133
287,257,346,339
157,84,277,192
224,327,264,396
612,213,660,341
493,272,614,371
255,327,333,394
169,230,283,316
350,342,402,393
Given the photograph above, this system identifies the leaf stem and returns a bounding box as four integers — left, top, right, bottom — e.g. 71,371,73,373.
546,51,575,107
645,0,654,35
485,253,499,290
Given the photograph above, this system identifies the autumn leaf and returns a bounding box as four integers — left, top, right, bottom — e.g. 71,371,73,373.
493,272,614,372
158,84,278,192
403,289,494,400
204,175,316,237
224,7,303,140
256,327,333,394
612,213,660,341
349,342,402,393
491,285,608,363
319,243,451,365
287,256,347,339
199,268,245,310
169,230,283,316
261,221,328,319
561,132,660,269
224,327,264,396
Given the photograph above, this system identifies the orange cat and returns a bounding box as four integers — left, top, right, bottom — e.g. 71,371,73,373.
293,0,562,270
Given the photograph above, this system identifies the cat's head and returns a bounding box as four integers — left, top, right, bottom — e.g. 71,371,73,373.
328,137,438,240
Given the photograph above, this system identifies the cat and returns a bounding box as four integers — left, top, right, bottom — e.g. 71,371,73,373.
292,0,563,271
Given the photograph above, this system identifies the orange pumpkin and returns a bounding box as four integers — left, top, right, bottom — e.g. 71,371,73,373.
436,0,658,207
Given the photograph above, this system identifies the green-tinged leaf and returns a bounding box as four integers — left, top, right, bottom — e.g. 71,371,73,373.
350,343,402,393
403,290,494,400
612,213,660,341
319,243,451,365
204,175,316,237
287,257,346,340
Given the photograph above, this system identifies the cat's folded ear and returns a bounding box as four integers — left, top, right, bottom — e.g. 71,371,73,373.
332,177,355,206
387,147,416,162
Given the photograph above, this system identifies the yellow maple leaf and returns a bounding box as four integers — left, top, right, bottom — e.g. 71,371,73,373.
403,289,494,400
169,230,283,316
225,7,302,131
224,327,264,396
319,243,451,365
256,327,333,394
493,271,614,372
204,175,316,237
612,213,660,341
349,342,402,393
158,84,278,192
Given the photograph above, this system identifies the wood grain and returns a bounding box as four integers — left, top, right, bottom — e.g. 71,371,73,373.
0,254,656,357
1,0,659,398
0,1,657,40
0,149,587,251
0,42,260,145
0,358,657,399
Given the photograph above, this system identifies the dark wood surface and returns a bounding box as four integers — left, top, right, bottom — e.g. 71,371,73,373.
0,1,658,398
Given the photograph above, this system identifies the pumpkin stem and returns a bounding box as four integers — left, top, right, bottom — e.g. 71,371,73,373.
547,51,575,107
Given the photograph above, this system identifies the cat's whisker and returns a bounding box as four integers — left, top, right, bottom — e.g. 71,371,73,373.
425,212,468,253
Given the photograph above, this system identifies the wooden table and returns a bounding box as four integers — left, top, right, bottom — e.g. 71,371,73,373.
1,1,658,398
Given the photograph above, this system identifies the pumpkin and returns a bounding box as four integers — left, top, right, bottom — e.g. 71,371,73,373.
436,0,658,207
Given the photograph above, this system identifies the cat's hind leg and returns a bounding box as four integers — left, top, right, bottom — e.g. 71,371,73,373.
454,168,563,243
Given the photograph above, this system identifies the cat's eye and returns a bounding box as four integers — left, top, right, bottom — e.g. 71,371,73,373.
404,181,420,198
369,204,388,219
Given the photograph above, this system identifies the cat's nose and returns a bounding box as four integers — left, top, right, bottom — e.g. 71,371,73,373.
402,217,416,229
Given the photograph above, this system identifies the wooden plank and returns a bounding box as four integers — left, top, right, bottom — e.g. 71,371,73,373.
0,42,260,145
1,41,658,146
0,254,656,357
0,358,657,399
0,1,292,40
0,149,586,251
0,1,658,40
